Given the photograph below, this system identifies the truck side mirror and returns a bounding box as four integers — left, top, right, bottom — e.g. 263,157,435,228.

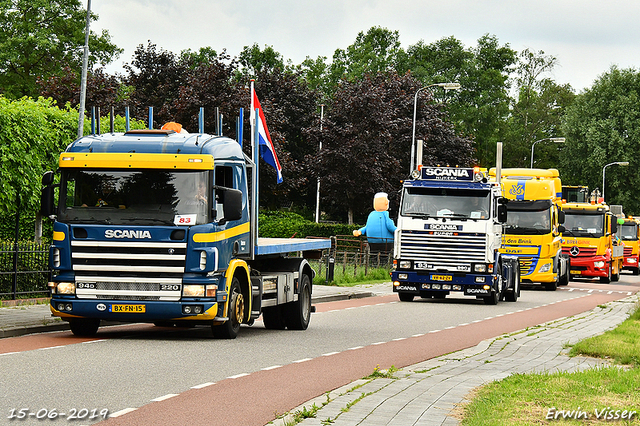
42,171,55,186
611,220,618,234
41,186,55,217
497,205,507,223
222,188,243,222
558,210,565,224
558,224,566,233
40,171,56,218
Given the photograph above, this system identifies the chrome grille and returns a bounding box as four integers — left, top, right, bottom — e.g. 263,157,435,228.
518,257,536,275
71,240,186,301
400,230,487,271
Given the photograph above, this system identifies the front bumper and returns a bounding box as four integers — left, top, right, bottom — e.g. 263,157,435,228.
568,257,608,278
50,297,219,322
391,271,495,296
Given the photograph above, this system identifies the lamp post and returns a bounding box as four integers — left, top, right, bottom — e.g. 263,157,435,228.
530,137,565,168
410,82,461,173
602,161,629,202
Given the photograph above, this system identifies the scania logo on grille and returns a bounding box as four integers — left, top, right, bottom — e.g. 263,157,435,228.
105,229,152,239
570,246,580,256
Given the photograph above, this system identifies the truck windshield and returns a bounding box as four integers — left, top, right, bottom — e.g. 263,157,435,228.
504,208,552,235
58,169,210,226
619,223,638,241
401,187,490,219
562,213,605,238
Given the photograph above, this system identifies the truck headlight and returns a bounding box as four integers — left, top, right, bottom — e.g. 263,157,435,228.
629,258,637,264
474,264,486,273
398,273,408,280
399,261,411,269
183,285,205,297
594,261,605,268
539,262,552,273
56,282,76,295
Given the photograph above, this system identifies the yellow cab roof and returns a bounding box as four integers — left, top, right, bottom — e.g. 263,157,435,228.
489,168,562,198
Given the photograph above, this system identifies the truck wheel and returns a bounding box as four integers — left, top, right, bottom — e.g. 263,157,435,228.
212,277,243,339
505,268,520,302
612,266,620,282
262,306,286,330
634,267,640,276
544,280,558,291
284,273,312,330
600,264,611,284
398,292,414,302
558,270,569,286
69,318,100,337
483,291,499,305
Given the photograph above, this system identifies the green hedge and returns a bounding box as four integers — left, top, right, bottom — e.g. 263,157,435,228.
258,211,360,238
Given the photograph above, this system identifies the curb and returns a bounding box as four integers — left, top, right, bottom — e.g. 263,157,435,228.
1,290,374,339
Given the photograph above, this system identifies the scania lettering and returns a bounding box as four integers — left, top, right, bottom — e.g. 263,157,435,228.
104,229,152,239
492,168,570,291
41,116,331,338
391,143,520,305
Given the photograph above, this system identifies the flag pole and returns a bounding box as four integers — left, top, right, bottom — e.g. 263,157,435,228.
250,80,258,259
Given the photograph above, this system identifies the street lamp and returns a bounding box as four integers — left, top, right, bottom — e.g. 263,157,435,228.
602,161,629,203
410,82,461,173
530,137,565,168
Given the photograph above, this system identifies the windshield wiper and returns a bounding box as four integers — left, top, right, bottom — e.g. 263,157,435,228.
121,218,175,225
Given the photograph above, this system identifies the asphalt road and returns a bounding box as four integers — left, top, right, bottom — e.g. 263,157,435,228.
1,276,637,426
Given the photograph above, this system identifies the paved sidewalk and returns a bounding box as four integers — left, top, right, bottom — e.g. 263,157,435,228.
275,294,639,426
0,283,393,338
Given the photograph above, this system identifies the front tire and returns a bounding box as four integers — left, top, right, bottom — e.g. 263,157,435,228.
69,318,100,337
212,277,243,339
398,292,414,302
600,263,612,284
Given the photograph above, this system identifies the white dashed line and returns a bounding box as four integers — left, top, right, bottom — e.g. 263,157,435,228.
191,382,215,389
110,408,137,417
412,333,425,337
228,373,249,379
37,346,65,350
392,337,407,341
372,341,386,345
348,346,364,350
81,339,106,344
262,365,281,371
293,358,312,363
322,352,340,357
151,394,178,402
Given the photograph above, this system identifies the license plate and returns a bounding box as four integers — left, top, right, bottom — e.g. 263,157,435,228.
431,275,452,281
570,270,581,275
111,304,146,313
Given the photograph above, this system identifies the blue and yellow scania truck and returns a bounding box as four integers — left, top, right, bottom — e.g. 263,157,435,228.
40,125,330,338
492,168,570,291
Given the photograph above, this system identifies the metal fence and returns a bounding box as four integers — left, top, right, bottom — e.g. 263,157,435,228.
0,241,50,299
311,236,393,283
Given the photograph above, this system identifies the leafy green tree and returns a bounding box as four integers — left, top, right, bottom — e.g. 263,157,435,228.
0,97,78,239
401,34,516,167
0,0,122,98
327,26,403,95
503,49,575,168
305,72,474,224
560,66,640,213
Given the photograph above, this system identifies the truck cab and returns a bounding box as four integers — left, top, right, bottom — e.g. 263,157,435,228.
619,217,640,275
391,166,519,305
493,168,569,291
42,128,330,338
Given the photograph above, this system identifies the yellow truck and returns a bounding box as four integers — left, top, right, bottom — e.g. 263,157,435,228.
619,216,640,275
491,168,569,291
561,202,624,283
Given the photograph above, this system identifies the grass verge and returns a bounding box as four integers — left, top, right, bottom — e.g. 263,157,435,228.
460,301,640,425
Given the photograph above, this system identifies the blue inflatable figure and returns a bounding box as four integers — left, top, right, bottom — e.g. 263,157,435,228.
353,192,396,252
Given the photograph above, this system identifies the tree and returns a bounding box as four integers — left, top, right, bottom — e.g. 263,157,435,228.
0,96,78,239
560,66,640,213
124,42,192,126
305,72,474,224
503,49,575,168
0,0,121,98
401,34,516,167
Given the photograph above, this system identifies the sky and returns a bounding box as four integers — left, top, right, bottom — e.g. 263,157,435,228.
91,0,640,93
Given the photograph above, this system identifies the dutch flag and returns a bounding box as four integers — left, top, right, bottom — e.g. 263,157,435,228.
251,85,283,184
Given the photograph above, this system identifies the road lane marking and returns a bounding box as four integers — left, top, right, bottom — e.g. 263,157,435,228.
228,373,250,379
151,394,178,402
110,408,137,417
262,365,281,371
191,382,215,389
293,358,312,363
